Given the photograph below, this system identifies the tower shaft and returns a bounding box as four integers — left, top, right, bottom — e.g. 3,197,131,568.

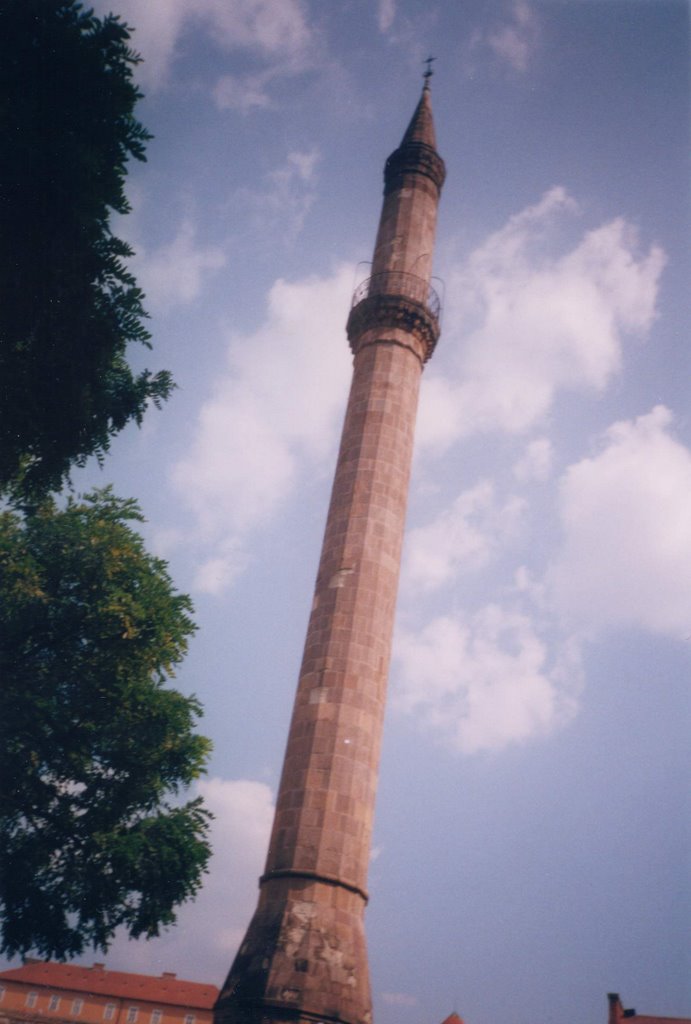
215,83,445,1024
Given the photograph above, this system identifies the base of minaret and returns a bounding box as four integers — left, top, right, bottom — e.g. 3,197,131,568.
214,875,372,1024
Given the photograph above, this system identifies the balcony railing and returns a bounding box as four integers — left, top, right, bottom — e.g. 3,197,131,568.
351,271,441,320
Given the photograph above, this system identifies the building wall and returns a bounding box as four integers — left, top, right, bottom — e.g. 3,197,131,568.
0,966,215,1024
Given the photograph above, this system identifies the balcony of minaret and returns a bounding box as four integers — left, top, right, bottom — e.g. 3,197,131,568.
345,270,442,363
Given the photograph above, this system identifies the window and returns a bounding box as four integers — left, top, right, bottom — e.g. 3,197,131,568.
104,1005,116,1021
0,986,5,1002
184,1015,195,1024
26,993,38,1009
49,996,61,1012
127,1008,138,1023
72,999,84,1016
151,1010,162,1024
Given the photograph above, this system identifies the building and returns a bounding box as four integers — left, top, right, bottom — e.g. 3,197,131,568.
608,994,691,1024
3,964,688,1024
0,961,218,1024
214,70,445,1024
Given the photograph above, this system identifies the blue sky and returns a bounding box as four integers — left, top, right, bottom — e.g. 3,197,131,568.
9,3,691,1024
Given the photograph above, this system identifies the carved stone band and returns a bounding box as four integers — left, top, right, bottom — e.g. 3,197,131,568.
346,293,440,363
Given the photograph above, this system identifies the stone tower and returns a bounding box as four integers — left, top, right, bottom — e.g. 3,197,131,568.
214,76,445,1024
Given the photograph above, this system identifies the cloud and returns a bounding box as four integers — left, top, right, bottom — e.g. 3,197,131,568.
88,777,274,981
232,148,322,243
403,481,526,593
513,437,554,482
377,0,396,34
374,4,438,65
93,0,313,90
171,265,353,589
487,1,540,72
90,0,188,87
284,149,321,183
213,72,273,113
550,406,691,640
393,606,581,754
391,190,668,754
467,1,540,75
417,187,666,450
193,543,249,597
201,0,311,60
137,219,226,310
189,777,274,957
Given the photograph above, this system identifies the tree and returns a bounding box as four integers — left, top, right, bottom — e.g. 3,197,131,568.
0,1,172,501
0,490,212,959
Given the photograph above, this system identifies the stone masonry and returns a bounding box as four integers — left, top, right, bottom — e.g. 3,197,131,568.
214,79,445,1024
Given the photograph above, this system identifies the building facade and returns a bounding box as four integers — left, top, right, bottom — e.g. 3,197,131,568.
0,961,218,1024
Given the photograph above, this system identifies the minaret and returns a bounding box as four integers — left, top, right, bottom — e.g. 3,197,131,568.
214,73,445,1024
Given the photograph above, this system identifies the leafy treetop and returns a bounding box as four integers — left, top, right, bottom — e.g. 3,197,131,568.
0,489,212,959
0,1,172,501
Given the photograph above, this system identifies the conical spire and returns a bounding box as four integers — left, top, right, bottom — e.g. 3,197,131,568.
384,79,445,195
399,80,438,151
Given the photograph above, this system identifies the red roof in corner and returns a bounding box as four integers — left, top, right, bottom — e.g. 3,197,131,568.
630,1018,691,1024
0,962,219,1010
440,1013,465,1024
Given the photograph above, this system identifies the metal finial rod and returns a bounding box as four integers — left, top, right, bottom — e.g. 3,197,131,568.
423,55,436,86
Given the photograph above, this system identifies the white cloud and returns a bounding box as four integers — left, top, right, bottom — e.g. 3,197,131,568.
513,437,553,482
403,481,526,592
513,564,547,608
284,149,320,183
138,219,226,310
192,777,274,952
392,192,668,754
90,0,188,87
487,1,540,72
466,1,540,75
171,265,353,586
213,72,273,113
378,0,396,34
232,148,321,243
375,5,438,65
201,0,311,60
193,544,249,596
93,0,313,90
550,406,691,640
417,188,665,450
393,606,581,754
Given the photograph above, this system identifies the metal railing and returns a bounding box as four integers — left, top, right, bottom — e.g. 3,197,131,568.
350,271,441,320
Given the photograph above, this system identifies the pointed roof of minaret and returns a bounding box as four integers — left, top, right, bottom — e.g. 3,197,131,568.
384,76,445,194
399,79,438,152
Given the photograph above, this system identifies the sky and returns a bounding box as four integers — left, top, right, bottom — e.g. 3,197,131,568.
7,3,691,1024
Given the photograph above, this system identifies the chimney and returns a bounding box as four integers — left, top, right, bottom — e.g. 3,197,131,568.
609,993,624,1024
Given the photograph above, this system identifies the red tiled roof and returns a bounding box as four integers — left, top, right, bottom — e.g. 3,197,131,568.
629,1017,691,1024
0,962,219,1010
440,1013,465,1024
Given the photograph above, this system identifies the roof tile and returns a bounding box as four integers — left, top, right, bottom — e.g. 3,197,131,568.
0,963,218,1010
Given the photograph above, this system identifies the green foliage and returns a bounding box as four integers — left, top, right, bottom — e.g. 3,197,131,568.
0,489,213,959
0,0,172,500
